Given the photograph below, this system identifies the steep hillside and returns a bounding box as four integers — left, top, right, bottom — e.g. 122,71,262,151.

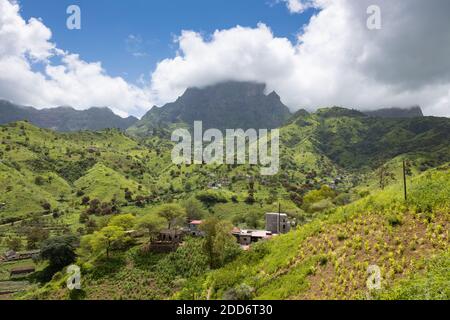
0,100,138,132
176,166,450,300
74,163,147,203
0,113,448,301
286,107,450,170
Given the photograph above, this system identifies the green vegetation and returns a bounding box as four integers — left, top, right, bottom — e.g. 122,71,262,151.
175,168,450,300
0,107,449,300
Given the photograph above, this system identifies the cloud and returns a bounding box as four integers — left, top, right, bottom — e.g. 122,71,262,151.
125,34,149,58
1,0,450,118
0,0,151,116
149,0,450,117
281,0,315,14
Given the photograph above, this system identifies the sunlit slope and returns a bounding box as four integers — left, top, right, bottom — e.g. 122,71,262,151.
177,166,450,300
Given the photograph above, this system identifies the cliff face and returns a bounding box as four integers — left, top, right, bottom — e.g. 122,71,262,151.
128,81,292,136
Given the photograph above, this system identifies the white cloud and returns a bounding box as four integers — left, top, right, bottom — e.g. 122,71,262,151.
149,0,450,117
0,0,151,117
281,0,315,14
1,0,450,118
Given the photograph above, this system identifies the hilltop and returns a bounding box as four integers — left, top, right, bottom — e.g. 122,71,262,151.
0,100,138,132
127,82,292,136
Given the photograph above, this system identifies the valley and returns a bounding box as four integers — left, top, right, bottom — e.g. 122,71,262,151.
0,83,449,300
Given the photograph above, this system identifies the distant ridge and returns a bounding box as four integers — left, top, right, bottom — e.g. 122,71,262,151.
364,106,424,118
0,100,138,132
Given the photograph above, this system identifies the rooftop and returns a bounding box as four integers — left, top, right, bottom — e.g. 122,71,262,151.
266,212,288,217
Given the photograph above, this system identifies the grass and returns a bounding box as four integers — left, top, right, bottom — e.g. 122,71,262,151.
175,167,450,300
376,251,450,300
0,118,449,300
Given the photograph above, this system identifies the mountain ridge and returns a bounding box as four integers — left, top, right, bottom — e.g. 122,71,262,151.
127,81,292,136
0,100,138,132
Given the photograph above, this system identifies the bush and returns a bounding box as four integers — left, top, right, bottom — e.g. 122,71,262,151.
196,190,228,206
223,284,255,300
387,214,403,227
40,235,78,269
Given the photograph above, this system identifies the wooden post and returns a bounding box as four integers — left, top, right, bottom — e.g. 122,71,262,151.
278,202,281,234
403,160,407,201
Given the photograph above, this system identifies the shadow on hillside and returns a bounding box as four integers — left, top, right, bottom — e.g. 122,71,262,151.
30,265,62,284
89,256,126,280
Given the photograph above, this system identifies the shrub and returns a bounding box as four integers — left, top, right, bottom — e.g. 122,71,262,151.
387,214,403,227
196,190,228,206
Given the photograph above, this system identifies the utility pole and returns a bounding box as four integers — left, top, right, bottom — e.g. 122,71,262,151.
278,202,281,234
403,160,407,201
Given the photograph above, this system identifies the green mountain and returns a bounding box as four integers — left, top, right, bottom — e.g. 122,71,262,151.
0,100,138,132
127,81,292,136
0,104,449,300
285,106,450,170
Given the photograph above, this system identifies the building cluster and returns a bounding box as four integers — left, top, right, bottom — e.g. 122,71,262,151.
232,213,291,248
0,250,40,263
149,213,292,252
0,250,39,279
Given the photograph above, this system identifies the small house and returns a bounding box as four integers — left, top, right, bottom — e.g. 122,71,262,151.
187,220,204,237
1,250,40,262
232,229,273,246
149,229,184,253
157,229,184,243
3,250,18,261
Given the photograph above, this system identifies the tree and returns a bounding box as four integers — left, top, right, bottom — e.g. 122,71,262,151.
136,215,165,241
155,204,186,229
182,198,206,221
196,190,228,207
109,214,136,230
200,218,240,268
81,196,90,206
40,235,78,269
25,227,50,250
6,237,22,251
90,226,126,259
303,185,336,211
34,176,45,186
378,165,396,190
41,202,51,212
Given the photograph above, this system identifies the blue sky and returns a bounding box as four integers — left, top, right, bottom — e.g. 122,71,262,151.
19,0,314,84
3,0,448,117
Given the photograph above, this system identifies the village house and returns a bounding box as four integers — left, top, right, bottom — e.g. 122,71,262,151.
1,250,40,262
186,220,204,237
265,213,291,234
158,229,184,243
232,228,273,246
149,229,184,253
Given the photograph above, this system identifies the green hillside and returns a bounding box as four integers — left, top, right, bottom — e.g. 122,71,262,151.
175,167,450,300
0,108,449,300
